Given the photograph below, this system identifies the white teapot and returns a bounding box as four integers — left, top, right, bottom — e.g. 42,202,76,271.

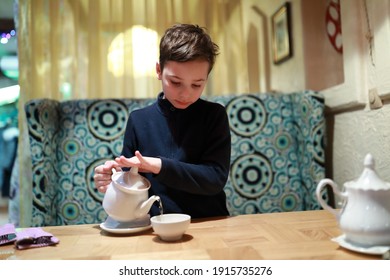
102,167,160,222
316,154,390,246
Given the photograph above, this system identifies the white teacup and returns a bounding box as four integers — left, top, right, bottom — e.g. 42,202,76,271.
150,214,191,242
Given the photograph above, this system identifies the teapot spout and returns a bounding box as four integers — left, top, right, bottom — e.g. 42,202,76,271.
135,195,160,218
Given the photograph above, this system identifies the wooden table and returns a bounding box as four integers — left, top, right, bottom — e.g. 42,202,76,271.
0,210,383,260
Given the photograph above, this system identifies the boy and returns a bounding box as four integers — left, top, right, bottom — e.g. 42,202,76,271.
94,23,231,218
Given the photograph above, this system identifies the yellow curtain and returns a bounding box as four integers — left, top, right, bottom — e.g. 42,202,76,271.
18,0,249,102
16,0,251,225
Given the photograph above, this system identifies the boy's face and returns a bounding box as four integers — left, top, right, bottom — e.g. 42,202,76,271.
156,60,209,109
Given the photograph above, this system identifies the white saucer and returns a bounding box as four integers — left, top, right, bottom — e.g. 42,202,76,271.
99,215,152,234
100,223,151,234
332,234,390,255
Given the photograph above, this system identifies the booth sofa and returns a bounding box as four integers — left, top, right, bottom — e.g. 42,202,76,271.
10,90,327,226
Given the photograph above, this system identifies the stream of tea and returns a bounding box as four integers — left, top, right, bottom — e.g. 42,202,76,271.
158,197,164,216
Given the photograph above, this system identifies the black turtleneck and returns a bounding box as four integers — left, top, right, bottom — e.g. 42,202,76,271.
121,92,231,218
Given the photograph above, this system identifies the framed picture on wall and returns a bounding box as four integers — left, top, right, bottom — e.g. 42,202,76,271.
271,2,292,64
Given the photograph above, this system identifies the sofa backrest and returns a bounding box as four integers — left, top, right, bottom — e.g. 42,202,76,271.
209,90,326,215
22,90,326,226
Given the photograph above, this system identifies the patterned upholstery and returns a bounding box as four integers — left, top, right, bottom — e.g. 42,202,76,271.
20,90,326,226
212,91,326,215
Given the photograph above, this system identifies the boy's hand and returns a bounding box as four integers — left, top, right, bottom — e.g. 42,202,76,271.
115,151,162,175
93,160,121,193
94,151,162,193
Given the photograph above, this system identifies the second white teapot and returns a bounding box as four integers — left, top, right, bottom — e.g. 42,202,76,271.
316,154,390,246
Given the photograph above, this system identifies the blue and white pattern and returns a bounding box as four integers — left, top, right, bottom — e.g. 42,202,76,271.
210,91,326,215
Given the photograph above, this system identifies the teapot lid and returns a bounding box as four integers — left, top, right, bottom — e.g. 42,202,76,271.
352,153,390,190
113,167,148,189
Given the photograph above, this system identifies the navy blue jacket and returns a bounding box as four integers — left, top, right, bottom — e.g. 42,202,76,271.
121,92,231,218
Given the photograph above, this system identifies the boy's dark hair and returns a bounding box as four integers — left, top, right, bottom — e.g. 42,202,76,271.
159,23,219,74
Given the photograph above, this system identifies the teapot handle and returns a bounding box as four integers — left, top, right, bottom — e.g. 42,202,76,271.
316,178,347,218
